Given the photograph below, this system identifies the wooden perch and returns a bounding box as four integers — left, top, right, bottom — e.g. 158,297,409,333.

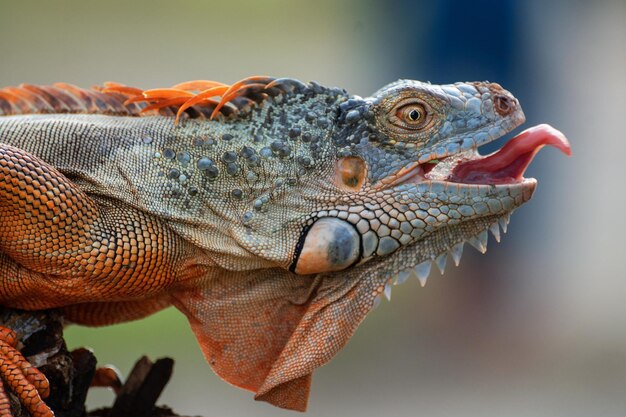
0,309,193,417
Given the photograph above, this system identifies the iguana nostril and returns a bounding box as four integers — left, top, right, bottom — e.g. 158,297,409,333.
494,94,516,116
294,218,361,275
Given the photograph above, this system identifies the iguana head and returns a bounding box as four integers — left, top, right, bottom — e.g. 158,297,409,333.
279,79,571,281
150,77,570,411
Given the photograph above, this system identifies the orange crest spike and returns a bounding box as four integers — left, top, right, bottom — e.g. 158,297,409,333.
124,95,151,105
3,87,43,113
100,83,144,97
220,83,268,104
102,81,124,87
173,80,228,91
175,85,230,124
0,88,39,113
1,76,280,120
141,97,191,113
211,83,267,119
210,76,273,119
142,88,194,100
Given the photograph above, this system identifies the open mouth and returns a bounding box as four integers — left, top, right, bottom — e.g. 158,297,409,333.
386,124,571,188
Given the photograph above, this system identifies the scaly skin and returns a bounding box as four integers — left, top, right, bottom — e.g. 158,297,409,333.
0,77,569,414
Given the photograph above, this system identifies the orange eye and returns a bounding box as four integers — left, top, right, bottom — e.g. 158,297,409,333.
377,95,442,138
396,103,426,126
335,156,366,191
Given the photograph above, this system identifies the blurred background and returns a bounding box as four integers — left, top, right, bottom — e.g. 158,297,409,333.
0,0,625,416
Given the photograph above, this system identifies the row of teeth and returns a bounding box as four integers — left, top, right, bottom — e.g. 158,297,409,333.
373,213,511,308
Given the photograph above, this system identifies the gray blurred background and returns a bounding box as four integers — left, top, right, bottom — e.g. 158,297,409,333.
1,0,625,416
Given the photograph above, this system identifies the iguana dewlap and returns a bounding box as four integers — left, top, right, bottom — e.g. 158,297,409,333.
0,77,570,416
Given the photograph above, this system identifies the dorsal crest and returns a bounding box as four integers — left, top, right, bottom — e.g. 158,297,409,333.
0,76,333,123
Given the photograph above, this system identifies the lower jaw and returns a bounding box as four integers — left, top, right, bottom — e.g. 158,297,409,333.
418,177,537,205
402,156,537,192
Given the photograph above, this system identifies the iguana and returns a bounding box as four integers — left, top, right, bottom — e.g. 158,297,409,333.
0,76,570,416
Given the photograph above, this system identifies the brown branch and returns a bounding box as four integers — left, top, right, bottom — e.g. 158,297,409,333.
0,309,194,417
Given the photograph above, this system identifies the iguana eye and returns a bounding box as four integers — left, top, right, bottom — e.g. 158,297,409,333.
292,218,361,275
387,100,431,132
396,103,426,127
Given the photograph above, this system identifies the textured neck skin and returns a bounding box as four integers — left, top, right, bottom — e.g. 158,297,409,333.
0,78,558,411
0,84,348,271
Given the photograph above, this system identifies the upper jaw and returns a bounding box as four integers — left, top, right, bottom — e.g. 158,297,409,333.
378,123,571,191
372,117,521,190
416,109,525,164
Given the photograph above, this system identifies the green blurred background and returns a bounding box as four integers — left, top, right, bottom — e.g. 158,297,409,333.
1,0,625,416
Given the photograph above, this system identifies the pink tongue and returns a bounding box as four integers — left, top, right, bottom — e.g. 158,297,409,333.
449,124,571,184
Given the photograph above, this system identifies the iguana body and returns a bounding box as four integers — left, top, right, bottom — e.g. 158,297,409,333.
0,77,570,416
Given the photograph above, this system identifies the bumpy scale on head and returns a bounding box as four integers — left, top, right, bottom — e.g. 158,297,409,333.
142,80,350,269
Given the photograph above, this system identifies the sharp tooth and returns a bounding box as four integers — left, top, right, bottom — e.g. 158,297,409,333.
395,269,413,285
372,294,382,309
498,216,508,234
468,237,482,252
435,253,447,274
468,230,488,253
414,261,431,287
384,282,392,301
450,242,464,266
478,230,488,248
489,222,501,242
